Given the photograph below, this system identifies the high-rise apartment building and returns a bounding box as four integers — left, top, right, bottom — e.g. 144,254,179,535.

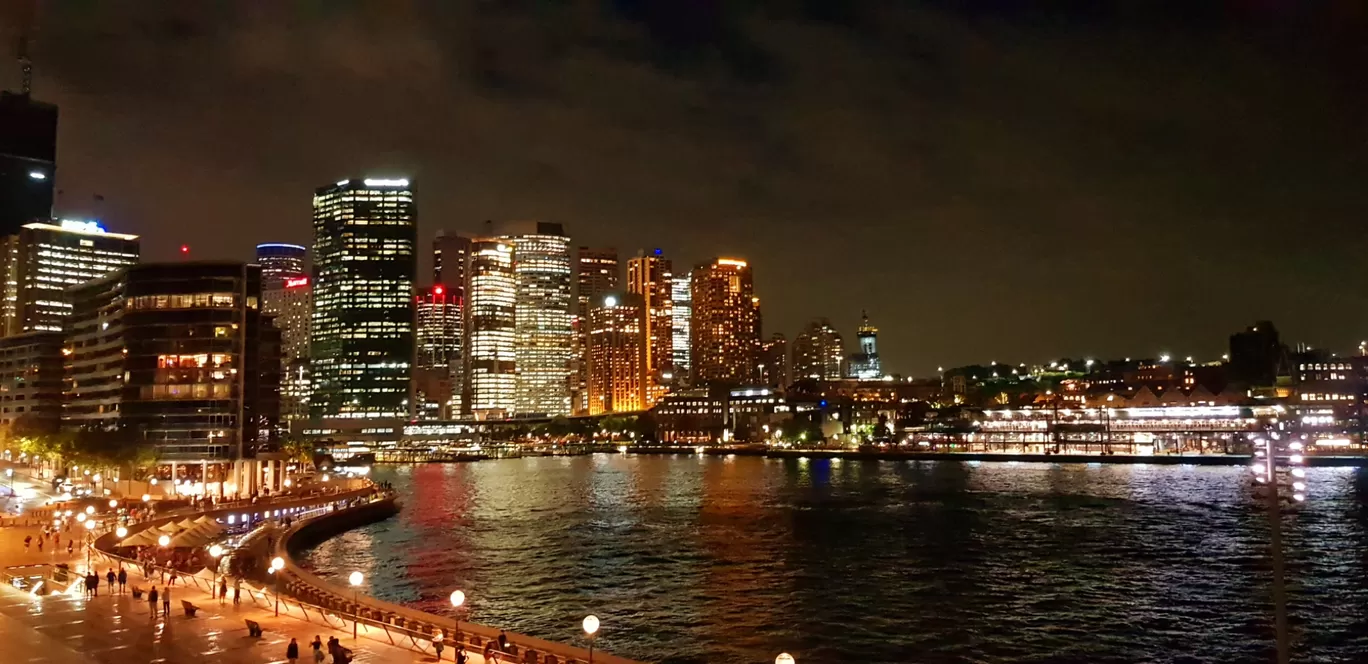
255,243,307,289
793,318,845,380
847,311,882,379
627,249,672,405
415,284,463,419
310,178,416,419
433,231,472,289
573,247,618,415
263,276,311,423
690,258,760,385
0,91,57,235
0,219,139,336
504,222,573,417
65,262,280,463
671,275,691,386
586,292,647,415
759,333,790,390
464,238,517,417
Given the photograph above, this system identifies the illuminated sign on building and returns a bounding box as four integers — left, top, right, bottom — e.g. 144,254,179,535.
58,219,107,234
285,277,309,289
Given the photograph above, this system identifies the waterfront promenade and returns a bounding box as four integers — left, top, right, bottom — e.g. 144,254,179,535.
0,504,493,664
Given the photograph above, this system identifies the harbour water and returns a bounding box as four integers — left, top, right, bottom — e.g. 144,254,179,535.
298,455,1368,663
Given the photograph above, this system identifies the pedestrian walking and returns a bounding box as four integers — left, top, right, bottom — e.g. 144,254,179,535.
455,644,467,664
35,537,42,552
161,584,170,617
66,540,73,556
118,567,127,594
287,638,300,664
233,577,241,606
218,577,227,605
433,633,444,661
23,535,30,551
148,586,159,618
88,572,99,597
169,570,178,586
106,568,116,593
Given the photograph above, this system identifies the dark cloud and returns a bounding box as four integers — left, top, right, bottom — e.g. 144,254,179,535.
9,0,1368,373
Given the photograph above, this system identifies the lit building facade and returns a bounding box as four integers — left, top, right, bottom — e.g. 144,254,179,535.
505,222,572,417
847,311,882,379
255,243,307,289
415,284,463,419
793,318,845,380
0,331,63,435
759,332,790,390
627,249,673,405
586,292,646,415
263,275,311,424
310,178,416,419
0,91,57,235
573,246,619,415
671,272,691,386
690,258,760,386
65,262,280,464
464,238,517,417
0,219,139,336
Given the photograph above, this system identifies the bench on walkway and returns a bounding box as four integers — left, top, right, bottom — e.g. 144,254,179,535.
181,600,199,617
245,619,263,637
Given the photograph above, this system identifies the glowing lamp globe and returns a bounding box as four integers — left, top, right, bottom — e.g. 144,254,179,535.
209,544,224,558
115,527,128,538
582,614,600,636
84,519,95,530
776,654,796,664
85,505,95,515
349,571,364,587
108,499,118,508
271,557,285,571
449,590,465,608
158,535,170,547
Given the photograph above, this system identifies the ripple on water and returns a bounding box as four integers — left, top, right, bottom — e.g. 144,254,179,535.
298,458,1368,664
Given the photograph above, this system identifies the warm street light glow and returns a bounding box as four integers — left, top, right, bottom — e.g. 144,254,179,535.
115,527,128,538
776,654,796,664
142,494,151,502
108,499,118,508
271,557,285,571
209,544,224,558
150,478,158,485
284,479,292,488
85,506,95,515
582,614,600,635
84,519,95,530
449,590,465,608
75,513,86,523
349,571,364,586
158,535,170,547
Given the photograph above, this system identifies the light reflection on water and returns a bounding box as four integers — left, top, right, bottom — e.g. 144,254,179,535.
299,457,1368,664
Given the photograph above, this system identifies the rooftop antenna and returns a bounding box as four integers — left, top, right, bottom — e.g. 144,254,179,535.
14,0,36,95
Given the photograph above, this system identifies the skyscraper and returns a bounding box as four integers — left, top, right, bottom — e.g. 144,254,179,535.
504,222,573,417
433,231,472,289
793,318,845,380
671,275,691,386
310,177,416,419
627,249,673,405
255,243,307,289
0,91,57,235
759,333,790,390
464,238,517,417
0,219,139,336
586,292,647,415
573,247,619,415
847,311,882,379
690,258,760,386
415,284,463,419
263,274,311,423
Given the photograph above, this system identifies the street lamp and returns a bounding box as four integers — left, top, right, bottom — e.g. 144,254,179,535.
776,654,796,664
85,505,95,515
76,512,86,523
209,545,225,600
115,526,127,539
348,571,364,637
83,518,96,567
582,615,600,664
449,589,466,626
271,556,285,616
158,535,170,547
108,499,118,509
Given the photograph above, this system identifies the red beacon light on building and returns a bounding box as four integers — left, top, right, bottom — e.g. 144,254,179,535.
434,285,444,296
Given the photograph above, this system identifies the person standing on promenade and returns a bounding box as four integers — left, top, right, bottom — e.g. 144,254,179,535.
455,644,467,664
148,586,159,618
287,637,300,664
23,535,30,551
233,577,241,605
498,630,508,651
66,540,72,556
433,632,444,661
169,569,178,586
161,584,170,617
106,568,115,593
35,537,41,552
118,567,127,594
311,636,325,664
218,577,227,605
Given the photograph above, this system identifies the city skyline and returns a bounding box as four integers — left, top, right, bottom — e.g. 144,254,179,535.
20,3,1368,374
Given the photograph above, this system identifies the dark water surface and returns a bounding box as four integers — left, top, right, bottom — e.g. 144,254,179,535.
298,456,1368,663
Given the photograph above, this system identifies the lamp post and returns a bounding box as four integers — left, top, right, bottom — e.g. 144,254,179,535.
582,615,599,664
209,545,224,598
776,653,796,664
348,571,364,637
83,518,96,567
5,468,12,496
449,589,465,630
271,556,285,616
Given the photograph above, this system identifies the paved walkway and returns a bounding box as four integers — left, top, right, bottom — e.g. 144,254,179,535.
0,529,487,664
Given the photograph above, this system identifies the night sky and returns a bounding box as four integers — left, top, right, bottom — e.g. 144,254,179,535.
6,1,1368,374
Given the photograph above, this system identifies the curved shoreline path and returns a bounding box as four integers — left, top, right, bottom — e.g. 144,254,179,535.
0,486,639,664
